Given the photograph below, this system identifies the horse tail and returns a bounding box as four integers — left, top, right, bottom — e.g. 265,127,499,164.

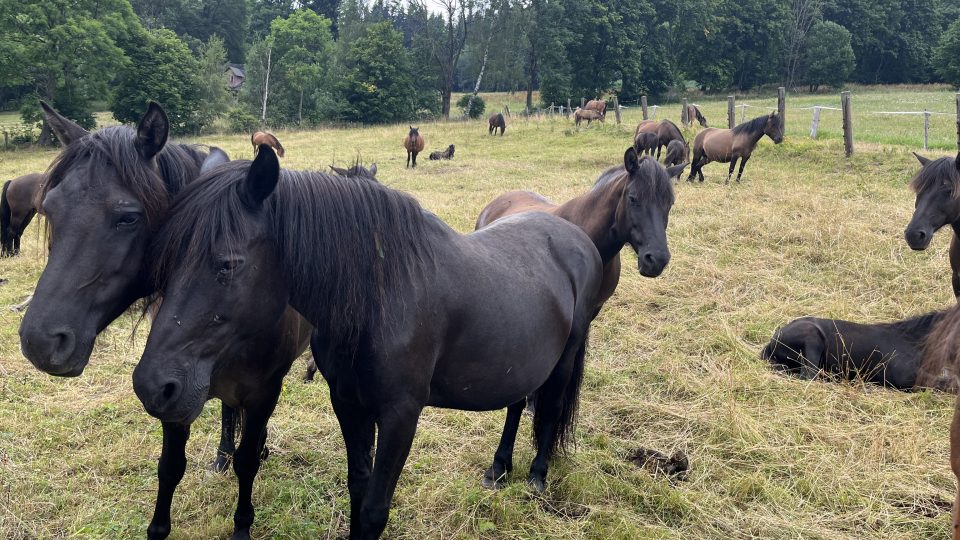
0,180,12,255
534,331,588,455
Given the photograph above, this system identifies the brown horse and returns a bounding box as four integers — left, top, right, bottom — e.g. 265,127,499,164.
251,131,284,157
574,108,603,127
1,173,43,256
683,104,707,127
429,144,455,160
662,140,689,180
585,99,607,117
635,119,685,160
403,126,425,168
489,113,506,135
687,112,783,184
633,132,658,156
904,152,960,297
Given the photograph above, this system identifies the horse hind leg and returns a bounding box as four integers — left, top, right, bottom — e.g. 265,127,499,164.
483,400,526,489
726,158,738,184
735,156,750,183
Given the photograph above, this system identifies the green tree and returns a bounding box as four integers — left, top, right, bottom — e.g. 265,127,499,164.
803,20,854,91
195,36,232,131
269,9,335,125
934,19,960,88
110,29,204,134
338,21,417,123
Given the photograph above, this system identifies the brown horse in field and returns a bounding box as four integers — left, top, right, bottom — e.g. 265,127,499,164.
635,119,685,160
489,113,506,135
633,132,658,156
903,152,960,297
574,108,604,127
403,126,425,167
1,172,43,256
684,104,707,127
662,140,689,179
585,99,607,117
251,131,284,157
687,112,783,184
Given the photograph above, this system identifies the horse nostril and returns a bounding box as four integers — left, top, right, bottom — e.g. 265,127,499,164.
643,253,656,266
161,381,180,402
49,329,77,366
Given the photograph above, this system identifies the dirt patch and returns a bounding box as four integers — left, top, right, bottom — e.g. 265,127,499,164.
628,447,689,481
891,494,953,518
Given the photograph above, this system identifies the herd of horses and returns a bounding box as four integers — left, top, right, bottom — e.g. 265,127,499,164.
7,98,960,539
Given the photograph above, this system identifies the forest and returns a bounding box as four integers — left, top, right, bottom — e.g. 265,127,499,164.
2,0,960,138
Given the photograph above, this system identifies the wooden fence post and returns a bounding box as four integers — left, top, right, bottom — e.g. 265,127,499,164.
841,91,853,157
740,104,746,123
504,105,510,118
613,97,621,125
581,97,585,108
641,96,648,120
681,98,689,126
810,106,821,139
727,96,735,128
567,99,571,117
924,109,930,151
778,87,786,133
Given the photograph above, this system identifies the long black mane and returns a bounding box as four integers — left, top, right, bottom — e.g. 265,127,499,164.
884,310,948,343
909,155,960,199
593,156,675,208
43,125,206,229
732,114,774,137
153,161,436,351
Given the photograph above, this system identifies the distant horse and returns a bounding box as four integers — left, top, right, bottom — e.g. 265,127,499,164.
684,104,707,127
574,108,604,127
904,152,960,296
1,172,43,256
585,99,607,117
633,132,658,156
429,144,455,160
687,112,784,183
251,131,284,157
403,126,425,167
19,102,312,540
662,140,689,178
635,119,685,159
762,310,955,391
489,113,506,135
134,146,602,539
330,162,378,180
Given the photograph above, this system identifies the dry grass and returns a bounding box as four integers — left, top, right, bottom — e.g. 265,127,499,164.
0,95,956,539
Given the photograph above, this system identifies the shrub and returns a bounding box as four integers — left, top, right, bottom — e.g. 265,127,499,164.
226,108,260,133
457,94,485,119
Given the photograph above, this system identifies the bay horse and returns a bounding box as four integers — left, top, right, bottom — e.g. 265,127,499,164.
429,144,455,160
684,104,707,127
251,131,284,157
762,310,955,391
633,131,658,156
18,102,312,540
134,146,602,539
687,112,783,183
403,126,424,167
489,112,506,135
585,99,607,117
635,119,685,160
1,172,43,256
575,108,603,127
904,152,960,297
663,140,689,180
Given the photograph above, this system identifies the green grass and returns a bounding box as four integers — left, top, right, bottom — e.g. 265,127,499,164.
0,88,957,539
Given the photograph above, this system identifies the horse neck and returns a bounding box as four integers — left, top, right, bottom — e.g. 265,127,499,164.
555,175,625,263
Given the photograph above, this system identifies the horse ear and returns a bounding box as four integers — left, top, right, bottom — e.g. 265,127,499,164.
912,152,932,167
369,163,377,177
666,162,688,178
240,144,280,208
623,147,640,174
136,102,169,161
40,100,89,146
200,147,230,173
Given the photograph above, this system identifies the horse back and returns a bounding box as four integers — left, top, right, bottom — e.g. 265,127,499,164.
7,173,43,221
475,190,557,229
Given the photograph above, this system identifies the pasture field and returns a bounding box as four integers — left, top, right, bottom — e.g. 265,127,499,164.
1,90,959,539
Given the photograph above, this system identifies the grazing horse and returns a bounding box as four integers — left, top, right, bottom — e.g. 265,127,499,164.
683,104,707,127
134,146,602,539
251,131,284,157
18,102,311,540
903,152,960,297
574,108,603,127
663,140,689,180
687,112,784,184
762,310,955,391
403,126,425,168
633,131,658,156
429,144,455,160
585,99,607,117
635,119,685,160
330,162,378,180
1,172,43,256
489,113,506,135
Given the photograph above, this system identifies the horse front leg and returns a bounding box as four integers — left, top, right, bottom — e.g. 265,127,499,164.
230,390,281,540
359,400,423,540
951,400,960,539
211,402,238,473
330,393,376,540
735,156,750,183
147,422,191,540
726,157,738,184
483,400,526,489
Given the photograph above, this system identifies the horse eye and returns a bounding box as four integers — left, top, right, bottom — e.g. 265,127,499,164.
212,314,224,324
628,195,639,205
116,214,141,229
219,259,243,272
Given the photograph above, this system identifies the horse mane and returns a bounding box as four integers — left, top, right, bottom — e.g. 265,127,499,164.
43,125,206,230
660,119,682,136
881,309,948,343
152,161,436,353
732,114,773,136
592,156,675,208
909,155,960,200
919,305,960,388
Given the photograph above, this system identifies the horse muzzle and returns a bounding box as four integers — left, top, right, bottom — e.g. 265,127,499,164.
18,324,93,377
904,226,933,250
637,250,670,278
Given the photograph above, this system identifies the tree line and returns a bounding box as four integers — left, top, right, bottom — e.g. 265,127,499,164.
2,0,959,139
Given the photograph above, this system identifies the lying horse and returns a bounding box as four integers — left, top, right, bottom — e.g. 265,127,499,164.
1,172,43,256
575,108,603,127
635,119,685,160
403,126,425,168
585,99,607,117
429,144,455,160
489,113,506,135
687,112,783,184
904,151,960,296
762,311,954,390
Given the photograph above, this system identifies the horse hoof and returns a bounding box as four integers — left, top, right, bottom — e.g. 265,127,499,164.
229,529,252,540
208,455,231,474
260,446,270,462
482,466,508,489
526,476,546,494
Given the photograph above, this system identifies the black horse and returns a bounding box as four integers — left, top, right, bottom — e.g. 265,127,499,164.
762,311,953,390
133,146,603,539
0,172,43,256
18,102,311,540
904,152,960,296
